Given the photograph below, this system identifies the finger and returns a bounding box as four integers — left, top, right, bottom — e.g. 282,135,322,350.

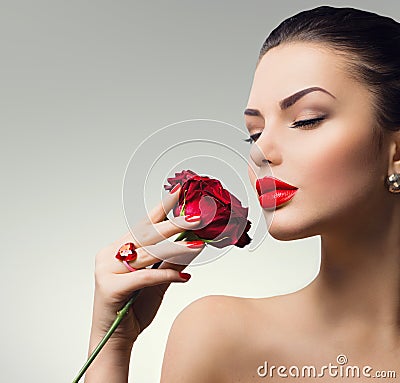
106,231,139,252
125,214,205,248
138,258,195,298
150,214,204,242
112,240,204,273
117,267,191,295
114,214,203,249
158,250,199,270
144,184,182,224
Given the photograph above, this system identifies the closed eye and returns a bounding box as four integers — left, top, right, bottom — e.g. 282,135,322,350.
243,132,262,144
290,116,326,129
243,116,327,144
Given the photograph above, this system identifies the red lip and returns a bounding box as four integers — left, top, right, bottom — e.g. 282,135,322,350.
256,176,298,209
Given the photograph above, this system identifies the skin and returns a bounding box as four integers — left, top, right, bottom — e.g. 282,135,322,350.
84,185,206,381
162,42,400,382
85,42,400,382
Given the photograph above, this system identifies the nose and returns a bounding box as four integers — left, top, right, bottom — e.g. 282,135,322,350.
249,126,282,167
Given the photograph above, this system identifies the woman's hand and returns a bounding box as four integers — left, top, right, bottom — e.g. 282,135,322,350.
85,185,205,381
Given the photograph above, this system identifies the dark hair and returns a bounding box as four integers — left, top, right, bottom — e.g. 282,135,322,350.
259,5,400,134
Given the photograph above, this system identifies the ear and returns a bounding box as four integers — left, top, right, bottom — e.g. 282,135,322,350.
388,130,400,174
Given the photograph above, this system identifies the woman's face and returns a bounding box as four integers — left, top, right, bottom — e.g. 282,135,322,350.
245,42,391,241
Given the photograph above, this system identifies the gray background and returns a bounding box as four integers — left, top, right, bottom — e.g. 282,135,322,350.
1,1,398,382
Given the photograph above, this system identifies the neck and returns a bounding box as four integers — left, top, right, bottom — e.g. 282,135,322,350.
306,205,400,346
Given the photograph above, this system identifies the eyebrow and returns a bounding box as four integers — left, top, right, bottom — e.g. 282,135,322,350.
244,86,336,116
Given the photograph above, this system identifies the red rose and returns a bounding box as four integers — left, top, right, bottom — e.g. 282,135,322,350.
176,175,252,248
164,170,198,191
164,170,199,216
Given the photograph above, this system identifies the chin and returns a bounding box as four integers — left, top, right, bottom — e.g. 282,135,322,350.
268,227,310,241
264,210,320,241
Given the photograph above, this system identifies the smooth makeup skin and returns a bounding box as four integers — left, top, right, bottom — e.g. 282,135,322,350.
245,42,392,242
160,42,400,383
175,42,400,381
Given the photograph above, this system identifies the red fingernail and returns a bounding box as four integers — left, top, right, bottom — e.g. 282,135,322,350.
169,184,181,194
179,272,191,281
186,240,205,248
184,214,201,222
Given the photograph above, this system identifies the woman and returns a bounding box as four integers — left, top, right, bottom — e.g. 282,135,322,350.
85,6,400,382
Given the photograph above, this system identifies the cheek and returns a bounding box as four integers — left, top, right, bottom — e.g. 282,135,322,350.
293,123,380,209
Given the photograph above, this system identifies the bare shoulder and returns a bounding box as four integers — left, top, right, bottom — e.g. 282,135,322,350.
160,295,278,383
169,294,261,341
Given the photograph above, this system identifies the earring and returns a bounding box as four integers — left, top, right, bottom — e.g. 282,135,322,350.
385,173,400,193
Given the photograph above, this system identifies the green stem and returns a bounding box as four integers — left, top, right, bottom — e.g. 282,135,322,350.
71,231,190,382
174,231,188,241
71,290,140,383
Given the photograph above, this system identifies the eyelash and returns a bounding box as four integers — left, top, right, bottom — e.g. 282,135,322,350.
243,116,326,144
243,133,262,144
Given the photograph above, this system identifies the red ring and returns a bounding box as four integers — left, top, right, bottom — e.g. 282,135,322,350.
122,260,137,272
115,242,137,262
